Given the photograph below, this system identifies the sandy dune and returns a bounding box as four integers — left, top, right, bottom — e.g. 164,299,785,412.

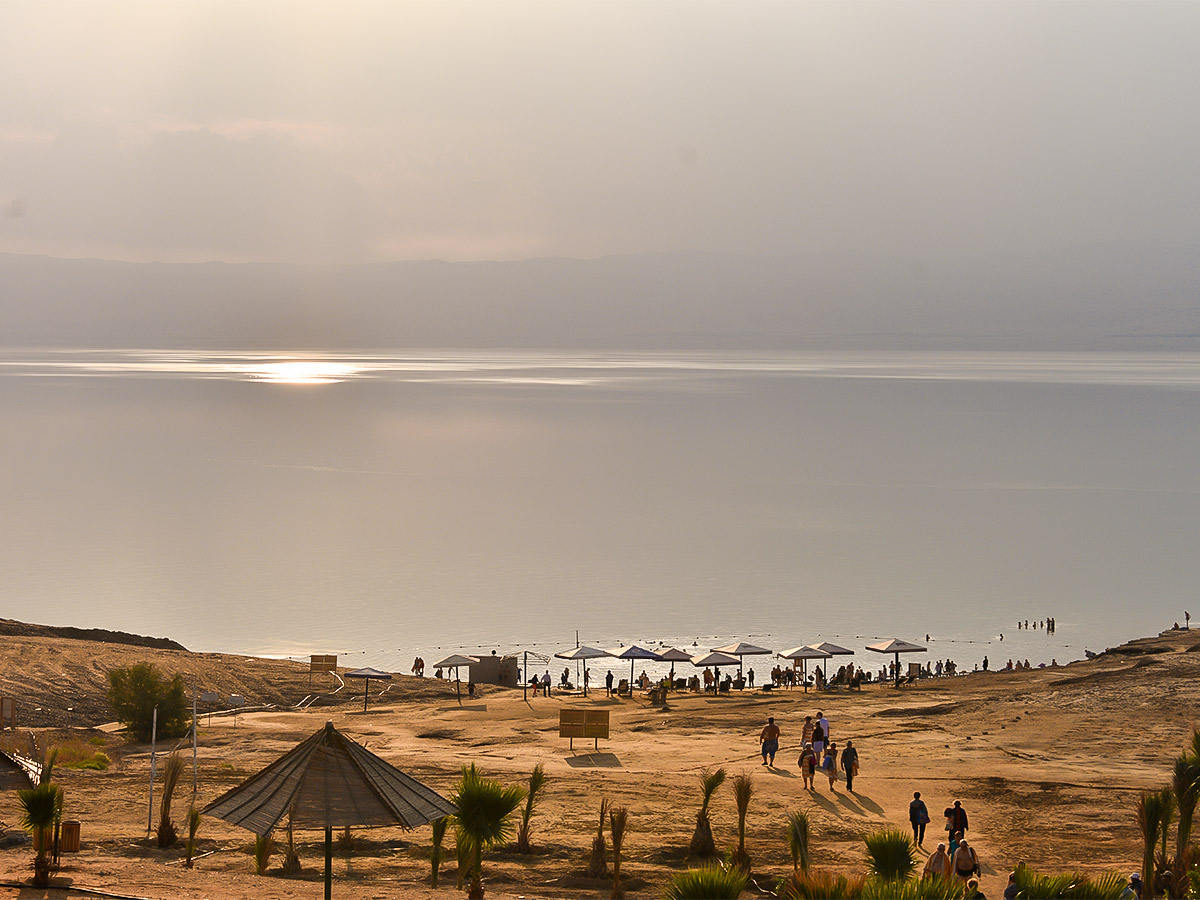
2,626,1196,898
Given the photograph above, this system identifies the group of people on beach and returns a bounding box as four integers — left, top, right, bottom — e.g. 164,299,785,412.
910,794,983,885
757,712,860,791
1017,617,1055,632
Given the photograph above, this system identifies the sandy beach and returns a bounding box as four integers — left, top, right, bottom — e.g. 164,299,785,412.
1,624,1196,899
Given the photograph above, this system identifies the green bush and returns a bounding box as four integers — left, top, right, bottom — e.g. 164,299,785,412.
107,663,190,741
860,875,966,898
864,829,918,881
664,865,748,899
778,869,866,899
1012,866,1126,899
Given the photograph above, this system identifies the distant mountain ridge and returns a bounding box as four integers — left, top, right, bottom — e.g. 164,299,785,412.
2,244,1198,350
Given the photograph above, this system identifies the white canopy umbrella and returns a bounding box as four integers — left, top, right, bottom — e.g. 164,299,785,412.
345,667,392,712
554,646,609,696
779,645,831,692
656,647,694,684
607,644,662,689
432,654,475,701
691,650,741,693
713,641,772,680
866,638,927,687
805,641,855,684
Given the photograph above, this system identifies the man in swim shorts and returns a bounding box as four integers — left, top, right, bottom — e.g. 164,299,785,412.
759,716,781,766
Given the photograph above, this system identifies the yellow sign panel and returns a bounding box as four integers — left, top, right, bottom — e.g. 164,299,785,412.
559,709,610,739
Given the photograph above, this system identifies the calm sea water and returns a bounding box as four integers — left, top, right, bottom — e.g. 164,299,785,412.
2,349,1197,678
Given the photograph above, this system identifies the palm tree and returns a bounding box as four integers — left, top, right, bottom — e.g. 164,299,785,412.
450,763,526,899
254,831,276,875
863,828,918,881
1137,790,1165,899
157,751,185,847
587,798,610,877
787,809,811,875
609,805,629,900
431,816,449,887
665,865,749,899
1172,751,1200,863
690,767,726,858
515,763,546,854
185,806,202,869
730,772,753,873
17,748,62,887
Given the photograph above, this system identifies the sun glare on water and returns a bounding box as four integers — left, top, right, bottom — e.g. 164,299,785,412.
247,361,360,384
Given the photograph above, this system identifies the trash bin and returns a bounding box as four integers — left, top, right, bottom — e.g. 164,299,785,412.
60,821,80,853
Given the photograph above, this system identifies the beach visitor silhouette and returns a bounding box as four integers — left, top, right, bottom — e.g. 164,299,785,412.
909,791,930,845
759,716,780,766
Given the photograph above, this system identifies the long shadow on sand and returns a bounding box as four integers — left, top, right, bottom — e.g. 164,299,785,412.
803,791,841,814
565,752,622,768
764,766,796,778
852,792,885,815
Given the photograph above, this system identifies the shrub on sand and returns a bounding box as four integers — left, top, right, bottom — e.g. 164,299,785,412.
664,864,748,899
254,832,276,876
778,869,867,899
1012,864,1127,899
609,804,628,900
729,772,753,873
156,751,185,848
587,797,610,878
864,828,918,881
787,809,811,875
690,768,726,858
515,763,546,854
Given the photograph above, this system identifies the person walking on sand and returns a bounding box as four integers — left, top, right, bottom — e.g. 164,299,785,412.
605,670,614,697
541,670,551,697
823,742,839,790
953,838,979,880
817,711,830,743
841,739,859,791
909,792,930,846
801,715,814,747
798,742,818,790
923,842,952,880
945,799,969,836
811,718,826,761
759,716,781,766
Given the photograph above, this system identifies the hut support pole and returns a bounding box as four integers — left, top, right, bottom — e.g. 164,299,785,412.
325,826,332,900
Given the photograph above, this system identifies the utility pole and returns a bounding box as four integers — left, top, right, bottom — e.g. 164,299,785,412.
147,705,158,836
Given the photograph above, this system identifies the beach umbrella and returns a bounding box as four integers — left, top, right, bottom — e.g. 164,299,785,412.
554,646,608,696
805,641,855,683
866,638,927,688
345,667,392,711
713,641,772,686
607,644,662,689
656,647,694,684
432,654,475,701
204,720,455,900
691,650,741,693
779,645,831,693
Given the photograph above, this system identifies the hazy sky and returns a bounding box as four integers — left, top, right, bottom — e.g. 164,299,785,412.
3,1,1200,264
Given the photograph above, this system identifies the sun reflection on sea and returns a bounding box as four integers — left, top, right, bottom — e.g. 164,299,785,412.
246,360,360,384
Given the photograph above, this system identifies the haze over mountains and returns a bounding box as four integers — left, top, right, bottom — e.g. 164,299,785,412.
3,242,1198,351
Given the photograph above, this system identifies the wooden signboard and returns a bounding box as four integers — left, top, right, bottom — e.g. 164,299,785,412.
559,709,610,749
310,654,338,673
0,697,14,730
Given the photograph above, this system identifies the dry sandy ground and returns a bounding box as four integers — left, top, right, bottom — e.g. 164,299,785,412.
1,626,1198,899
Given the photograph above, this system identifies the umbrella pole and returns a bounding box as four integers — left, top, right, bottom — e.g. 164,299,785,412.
894,652,900,688
325,825,332,900
456,668,461,701
363,680,369,712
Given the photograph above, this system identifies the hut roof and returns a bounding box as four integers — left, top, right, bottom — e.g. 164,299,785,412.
203,721,455,836
0,750,36,790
